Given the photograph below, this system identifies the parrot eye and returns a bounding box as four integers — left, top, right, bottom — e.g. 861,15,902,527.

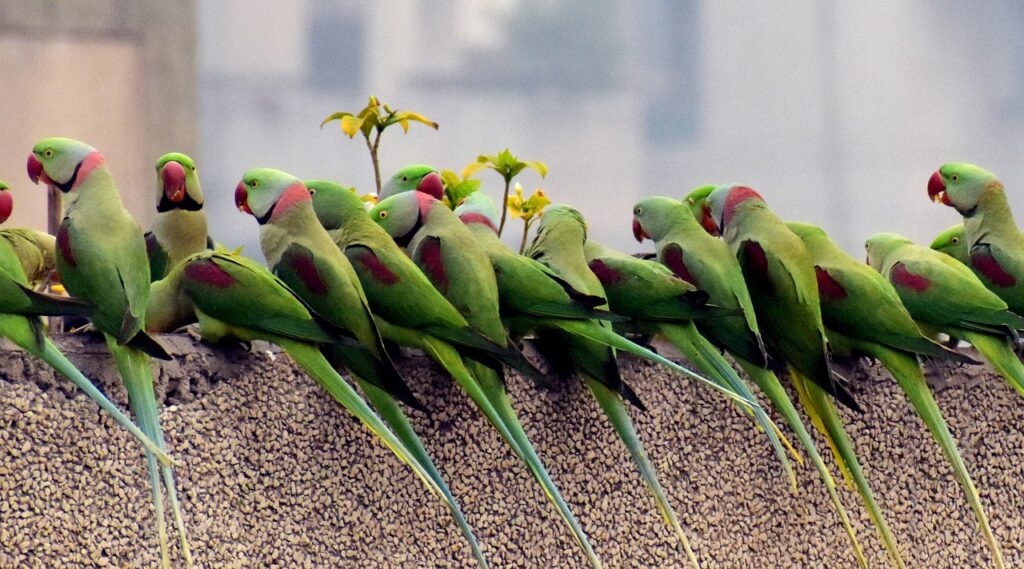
309,188,317,196
250,180,259,188
191,165,197,171
634,206,643,215
951,237,959,244
43,149,54,158
379,210,389,219
402,176,408,182
950,174,959,181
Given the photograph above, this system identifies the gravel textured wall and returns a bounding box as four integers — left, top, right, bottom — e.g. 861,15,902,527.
1,334,1022,568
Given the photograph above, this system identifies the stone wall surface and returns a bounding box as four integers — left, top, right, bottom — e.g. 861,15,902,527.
0,334,1022,568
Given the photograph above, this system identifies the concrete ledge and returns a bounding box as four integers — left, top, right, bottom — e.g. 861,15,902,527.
0,335,1021,567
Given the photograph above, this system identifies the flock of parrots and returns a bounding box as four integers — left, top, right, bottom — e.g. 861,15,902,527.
1,136,1020,568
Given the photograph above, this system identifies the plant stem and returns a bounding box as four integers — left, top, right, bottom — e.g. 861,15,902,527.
498,177,511,236
518,219,532,254
367,130,383,194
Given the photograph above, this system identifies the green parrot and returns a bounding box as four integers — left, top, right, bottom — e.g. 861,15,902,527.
523,204,711,568
309,181,603,568
790,222,1005,569
27,138,191,568
580,240,798,472
0,184,172,466
233,169,489,567
0,182,57,286
378,164,443,201
866,232,1024,396
450,193,751,403
928,163,1024,315
633,194,867,568
145,153,211,281
173,247,493,567
694,185,908,568
930,223,969,264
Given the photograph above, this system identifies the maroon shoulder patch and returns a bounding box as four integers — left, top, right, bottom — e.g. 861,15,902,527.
289,251,329,295
56,219,77,268
970,247,1017,288
742,241,770,282
418,236,449,292
355,249,400,285
891,262,931,292
588,259,623,285
662,244,700,287
815,267,848,300
184,260,235,288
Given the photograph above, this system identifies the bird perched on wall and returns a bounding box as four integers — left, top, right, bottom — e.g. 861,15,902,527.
145,153,210,282
928,163,1024,316
234,169,489,567
791,222,1004,569
363,188,603,568
27,138,191,569
525,204,709,568
694,185,906,569
867,232,1024,397
633,194,867,567
0,181,172,466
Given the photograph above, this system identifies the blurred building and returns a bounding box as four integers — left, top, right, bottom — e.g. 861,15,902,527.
0,0,197,230
4,1,1022,258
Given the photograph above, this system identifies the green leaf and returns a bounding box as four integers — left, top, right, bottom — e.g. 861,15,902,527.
525,160,548,178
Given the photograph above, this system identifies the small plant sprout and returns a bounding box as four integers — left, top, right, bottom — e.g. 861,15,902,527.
507,183,551,254
462,148,547,236
321,96,439,194
439,169,482,208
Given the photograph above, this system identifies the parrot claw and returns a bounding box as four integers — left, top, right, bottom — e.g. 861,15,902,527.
176,324,204,343
68,322,97,335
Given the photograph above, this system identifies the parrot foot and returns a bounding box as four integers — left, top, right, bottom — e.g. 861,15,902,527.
68,322,97,334
176,325,203,343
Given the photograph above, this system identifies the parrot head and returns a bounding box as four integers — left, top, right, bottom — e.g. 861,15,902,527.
683,184,717,222
0,182,12,225
235,168,309,225
27,137,103,194
452,191,500,234
930,224,968,263
155,153,203,213
928,162,1002,215
379,164,444,201
631,196,686,243
369,190,435,247
702,185,765,236
864,232,913,271
532,204,588,247
306,180,363,231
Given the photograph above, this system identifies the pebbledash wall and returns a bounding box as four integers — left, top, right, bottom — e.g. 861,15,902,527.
0,334,1021,568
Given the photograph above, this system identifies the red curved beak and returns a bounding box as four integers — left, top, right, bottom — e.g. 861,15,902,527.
632,217,649,242
928,170,951,206
417,171,445,200
0,191,13,224
161,161,187,202
26,154,44,185
700,204,721,235
234,182,252,214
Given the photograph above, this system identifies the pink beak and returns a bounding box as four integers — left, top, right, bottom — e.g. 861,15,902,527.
162,161,188,202
0,191,13,224
234,182,252,214
928,170,951,206
417,171,445,200
26,154,44,185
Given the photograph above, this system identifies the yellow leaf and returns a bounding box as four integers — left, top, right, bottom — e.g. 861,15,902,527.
461,161,488,179
340,115,363,138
